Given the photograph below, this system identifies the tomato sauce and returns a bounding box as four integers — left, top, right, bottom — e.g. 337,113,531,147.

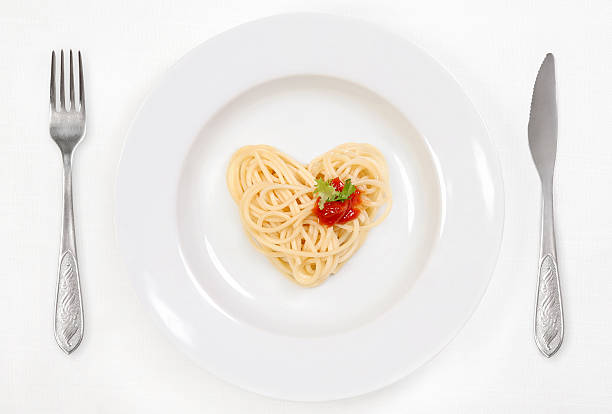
313,177,361,226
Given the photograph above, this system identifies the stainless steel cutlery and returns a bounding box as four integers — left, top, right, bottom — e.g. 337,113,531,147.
528,53,564,357
49,50,86,354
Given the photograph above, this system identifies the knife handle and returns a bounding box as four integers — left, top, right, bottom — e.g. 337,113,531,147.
534,184,563,357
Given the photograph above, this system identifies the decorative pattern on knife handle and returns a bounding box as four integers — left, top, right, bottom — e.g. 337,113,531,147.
535,254,563,357
54,250,83,354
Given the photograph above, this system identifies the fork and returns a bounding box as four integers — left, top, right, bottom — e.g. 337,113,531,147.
50,50,85,354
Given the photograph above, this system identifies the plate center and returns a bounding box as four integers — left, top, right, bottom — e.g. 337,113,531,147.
177,76,442,337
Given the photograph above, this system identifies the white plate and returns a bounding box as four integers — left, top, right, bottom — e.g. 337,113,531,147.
116,14,504,401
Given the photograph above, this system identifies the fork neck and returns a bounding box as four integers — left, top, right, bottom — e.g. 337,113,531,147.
62,152,74,206
60,150,76,255
62,151,73,167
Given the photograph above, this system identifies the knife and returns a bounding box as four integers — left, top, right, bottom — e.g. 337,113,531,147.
528,53,564,357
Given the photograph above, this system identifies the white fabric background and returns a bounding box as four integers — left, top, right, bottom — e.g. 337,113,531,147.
2,0,612,412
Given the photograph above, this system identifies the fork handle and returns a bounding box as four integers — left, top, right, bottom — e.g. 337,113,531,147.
54,152,84,354
534,183,563,357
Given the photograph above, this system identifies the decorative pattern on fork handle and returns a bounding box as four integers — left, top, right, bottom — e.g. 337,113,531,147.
55,250,83,352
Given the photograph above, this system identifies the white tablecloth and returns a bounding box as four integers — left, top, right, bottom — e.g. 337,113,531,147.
2,0,612,412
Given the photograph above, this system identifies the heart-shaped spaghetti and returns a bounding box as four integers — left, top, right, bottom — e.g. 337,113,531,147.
227,143,392,287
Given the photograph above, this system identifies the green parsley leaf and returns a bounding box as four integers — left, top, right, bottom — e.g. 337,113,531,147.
313,178,357,209
339,179,356,200
314,178,336,209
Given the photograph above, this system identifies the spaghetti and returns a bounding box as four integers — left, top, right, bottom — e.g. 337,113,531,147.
226,143,392,287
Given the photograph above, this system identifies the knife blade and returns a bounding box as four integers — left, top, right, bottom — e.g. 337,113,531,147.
528,53,564,357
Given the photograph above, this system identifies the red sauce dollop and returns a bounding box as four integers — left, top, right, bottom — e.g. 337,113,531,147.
313,177,361,226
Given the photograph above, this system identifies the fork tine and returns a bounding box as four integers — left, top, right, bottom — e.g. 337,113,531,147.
50,51,56,110
78,51,85,112
59,50,65,110
69,50,75,111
